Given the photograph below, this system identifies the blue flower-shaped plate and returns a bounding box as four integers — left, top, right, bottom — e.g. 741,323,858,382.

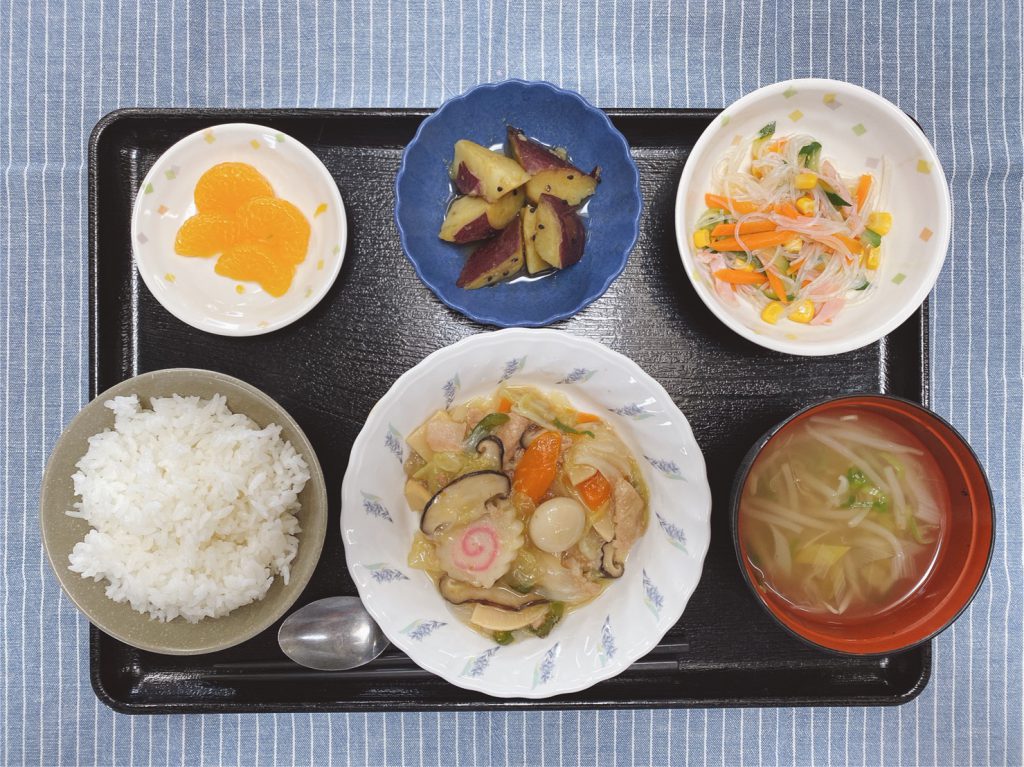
394,80,642,327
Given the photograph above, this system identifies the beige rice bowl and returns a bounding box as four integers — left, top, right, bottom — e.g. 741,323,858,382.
66,393,310,623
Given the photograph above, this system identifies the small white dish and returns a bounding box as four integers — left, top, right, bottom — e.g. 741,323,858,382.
675,79,951,356
340,329,712,699
130,123,347,336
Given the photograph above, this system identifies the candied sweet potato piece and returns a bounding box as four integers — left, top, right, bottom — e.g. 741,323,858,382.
456,213,526,289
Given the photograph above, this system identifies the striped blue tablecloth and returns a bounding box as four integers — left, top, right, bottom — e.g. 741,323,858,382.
2,1,1021,764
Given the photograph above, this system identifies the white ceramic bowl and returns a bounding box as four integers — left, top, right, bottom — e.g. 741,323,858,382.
340,329,712,698
131,123,347,336
675,79,950,356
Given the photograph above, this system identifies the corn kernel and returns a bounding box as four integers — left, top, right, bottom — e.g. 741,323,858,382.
867,211,893,235
865,247,881,270
794,172,818,190
783,236,803,254
732,259,755,272
788,299,816,323
761,301,786,324
795,196,816,215
693,229,711,249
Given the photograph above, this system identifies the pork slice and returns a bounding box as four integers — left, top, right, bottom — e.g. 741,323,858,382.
611,478,645,554
463,407,486,431
493,413,530,470
425,415,467,454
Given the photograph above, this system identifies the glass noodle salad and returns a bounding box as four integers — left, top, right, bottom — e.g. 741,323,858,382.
691,122,894,326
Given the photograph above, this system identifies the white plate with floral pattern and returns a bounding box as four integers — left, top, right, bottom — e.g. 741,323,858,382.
130,123,346,336
675,79,950,356
340,329,712,698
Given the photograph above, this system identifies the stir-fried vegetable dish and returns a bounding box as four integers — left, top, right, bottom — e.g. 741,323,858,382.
403,386,648,643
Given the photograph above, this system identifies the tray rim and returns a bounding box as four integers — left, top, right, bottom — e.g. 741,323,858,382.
87,106,932,714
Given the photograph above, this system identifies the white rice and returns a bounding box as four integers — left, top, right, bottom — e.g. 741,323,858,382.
67,393,310,623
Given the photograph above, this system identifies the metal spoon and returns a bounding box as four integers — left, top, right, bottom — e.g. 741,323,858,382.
278,596,389,671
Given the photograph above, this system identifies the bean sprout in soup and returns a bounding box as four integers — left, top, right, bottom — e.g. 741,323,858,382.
739,410,948,620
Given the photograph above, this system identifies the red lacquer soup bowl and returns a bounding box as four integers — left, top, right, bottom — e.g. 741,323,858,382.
730,394,994,656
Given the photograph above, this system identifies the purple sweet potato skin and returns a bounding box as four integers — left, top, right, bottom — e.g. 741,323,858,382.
456,214,524,289
506,127,577,174
451,213,497,243
538,194,585,269
454,162,483,196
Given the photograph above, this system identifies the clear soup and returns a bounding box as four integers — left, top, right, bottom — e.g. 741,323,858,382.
739,409,948,621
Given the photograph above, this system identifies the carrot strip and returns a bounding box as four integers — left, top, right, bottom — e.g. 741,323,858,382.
834,233,865,255
710,220,777,238
713,269,768,285
497,397,512,413
575,412,601,424
705,193,760,215
513,431,561,503
855,175,872,210
765,269,789,304
710,230,798,252
787,258,805,275
774,201,799,219
576,470,613,511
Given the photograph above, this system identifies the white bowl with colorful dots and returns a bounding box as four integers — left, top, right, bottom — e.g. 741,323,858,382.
130,123,346,336
675,79,951,356
340,328,712,699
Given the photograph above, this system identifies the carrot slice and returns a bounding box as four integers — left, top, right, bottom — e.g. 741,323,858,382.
765,269,789,304
834,233,865,255
774,201,799,219
855,175,872,210
705,193,760,215
575,412,601,424
713,269,768,285
576,470,613,511
512,431,561,503
710,230,798,252
497,397,512,413
710,220,777,238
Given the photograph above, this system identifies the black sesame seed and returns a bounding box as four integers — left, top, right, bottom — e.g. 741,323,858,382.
502,270,509,276
538,224,545,230
487,276,493,282
531,234,536,241
497,186,504,192
545,185,552,192
567,174,575,180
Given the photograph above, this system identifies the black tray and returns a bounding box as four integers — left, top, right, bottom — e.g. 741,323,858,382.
89,108,931,713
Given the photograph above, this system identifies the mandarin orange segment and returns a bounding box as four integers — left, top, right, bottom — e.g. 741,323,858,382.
175,162,312,298
173,213,239,257
215,244,294,297
193,162,275,216
236,197,311,265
